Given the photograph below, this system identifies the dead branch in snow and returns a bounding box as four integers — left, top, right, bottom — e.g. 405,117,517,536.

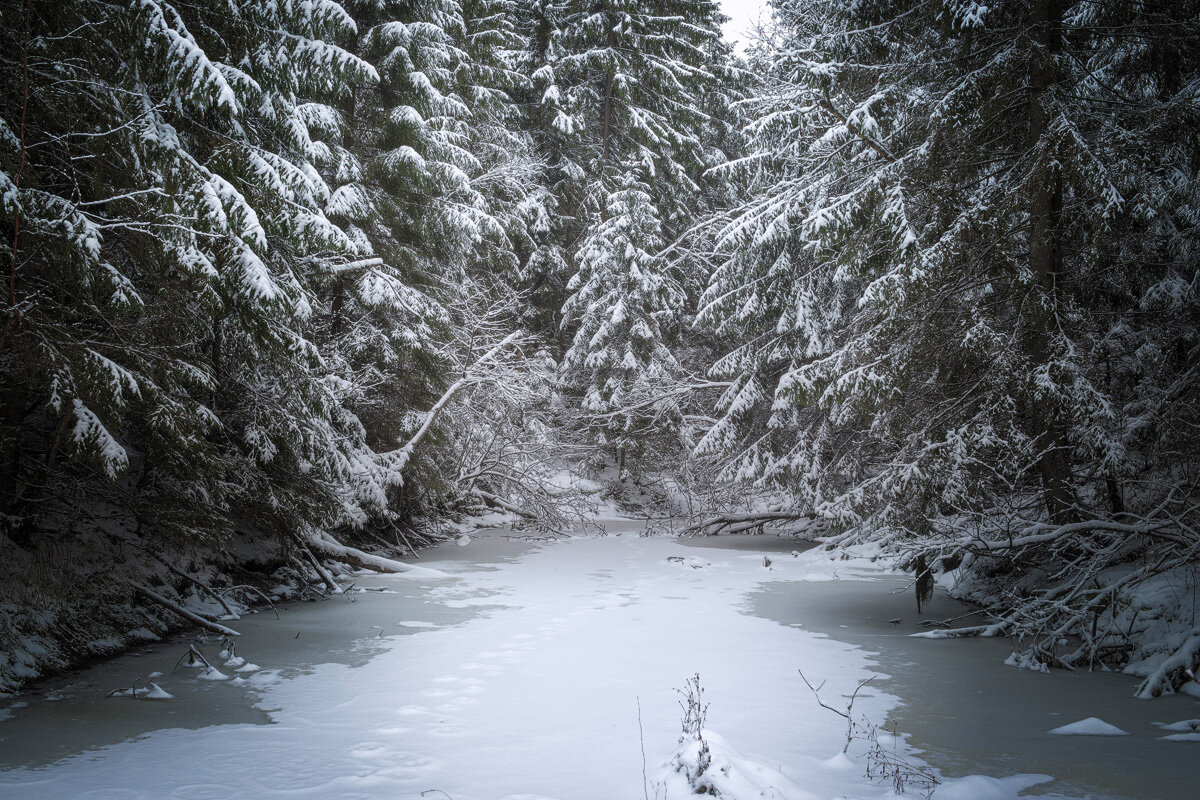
134,585,240,637
216,585,280,619
798,668,873,754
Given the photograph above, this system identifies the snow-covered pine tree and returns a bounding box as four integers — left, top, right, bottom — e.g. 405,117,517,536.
561,175,684,461
515,0,733,330
699,0,1200,680
0,0,399,553
547,1,733,460
511,0,580,344
328,0,541,522
553,1,725,209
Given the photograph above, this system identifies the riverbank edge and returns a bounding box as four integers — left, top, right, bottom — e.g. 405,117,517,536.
0,525,442,696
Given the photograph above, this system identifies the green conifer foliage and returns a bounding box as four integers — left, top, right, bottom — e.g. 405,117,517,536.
699,0,1200,669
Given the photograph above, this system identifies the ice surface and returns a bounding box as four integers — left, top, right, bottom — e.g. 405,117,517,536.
1047,717,1128,736
0,525,1101,800
930,774,1053,799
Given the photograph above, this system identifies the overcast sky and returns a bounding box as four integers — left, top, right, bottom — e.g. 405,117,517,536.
719,0,768,51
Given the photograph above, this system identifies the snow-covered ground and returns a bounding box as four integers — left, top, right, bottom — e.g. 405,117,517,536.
0,523,1193,799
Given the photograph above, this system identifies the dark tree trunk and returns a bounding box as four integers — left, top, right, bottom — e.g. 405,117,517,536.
0,376,26,517
601,25,616,169
331,275,346,336
1027,0,1076,525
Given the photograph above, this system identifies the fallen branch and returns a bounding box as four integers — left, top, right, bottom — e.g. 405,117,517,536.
216,584,280,619
134,585,241,637
910,622,1006,639
683,511,813,537
307,533,447,578
142,550,236,617
382,330,522,475
1135,628,1200,699
956,518,1189,553
471,487,539,520
296,538,342,594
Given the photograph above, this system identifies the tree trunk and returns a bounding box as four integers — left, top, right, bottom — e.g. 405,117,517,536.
601,26,616,168
1027,0,1075,525
0,377,26,520
330,275,346,336
211,311,223,415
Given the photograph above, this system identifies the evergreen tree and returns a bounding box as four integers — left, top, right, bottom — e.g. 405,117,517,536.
561,176,683,459
699,0,1200,675
513,0,580,343
302,0,540,524
0,0,388,542
544,0,732,455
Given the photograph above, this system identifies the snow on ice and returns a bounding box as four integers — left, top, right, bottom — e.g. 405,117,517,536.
0,527,1120,799
1047,717,1129,736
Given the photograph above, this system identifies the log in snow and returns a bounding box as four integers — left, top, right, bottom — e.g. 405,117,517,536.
471,488,538,520
296,540,343,594
307,534,447,578
134,586,241,637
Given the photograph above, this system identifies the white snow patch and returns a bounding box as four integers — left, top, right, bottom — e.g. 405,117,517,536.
107,683,172,700
1154,718,1200,732
246,669,282,686
1047,717,1128,736
654,729,817,799
142,683,173,700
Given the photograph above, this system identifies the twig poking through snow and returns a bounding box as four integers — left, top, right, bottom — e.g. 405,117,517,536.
637,696,649,800
798,668,873,753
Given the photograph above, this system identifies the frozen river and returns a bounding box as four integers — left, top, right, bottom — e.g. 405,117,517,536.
0,522,1196,799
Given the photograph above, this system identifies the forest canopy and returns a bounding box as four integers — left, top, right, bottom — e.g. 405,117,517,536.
2,0,1198,697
